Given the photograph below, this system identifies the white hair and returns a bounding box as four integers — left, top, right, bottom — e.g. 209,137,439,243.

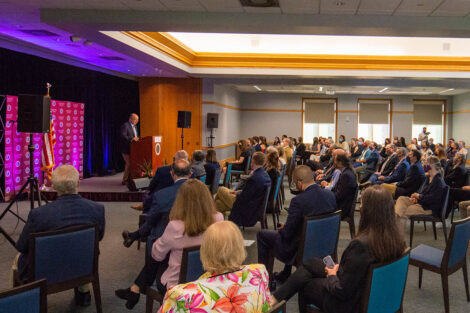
51,165,79,196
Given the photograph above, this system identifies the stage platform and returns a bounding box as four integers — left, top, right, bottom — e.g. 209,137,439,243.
42,173,144,202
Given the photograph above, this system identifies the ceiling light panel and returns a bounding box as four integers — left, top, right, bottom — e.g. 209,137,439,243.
357,0,402,15
320,0,361,15
431,0,470,17
198,0,244,12
394,0,442,16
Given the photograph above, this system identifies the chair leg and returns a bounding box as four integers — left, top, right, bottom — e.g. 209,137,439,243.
463,260,470,302
423,221,427,231
441,273,450,313
146,294,154,313
418,267,423,289
432,221,437,240
92,278,103,313
442,219,448,243
409,220,415,248
137,238,141,250
348,217,355,239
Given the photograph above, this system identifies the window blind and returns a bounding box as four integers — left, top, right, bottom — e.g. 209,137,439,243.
304,99,335,124
358,99,390,124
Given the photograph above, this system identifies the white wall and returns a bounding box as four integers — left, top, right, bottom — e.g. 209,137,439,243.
239,92,452,144
202,81,241,160
452,92,470,145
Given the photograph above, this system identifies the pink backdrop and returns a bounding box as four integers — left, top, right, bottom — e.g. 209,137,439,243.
4,95,85,201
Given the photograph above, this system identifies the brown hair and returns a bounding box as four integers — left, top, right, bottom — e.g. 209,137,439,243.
200,221,246,274
252,152,266,166
238,139,247,151
169,179,217,237
358,185,406,262
266,151,280,172
436,147,446,160
205,149,218,163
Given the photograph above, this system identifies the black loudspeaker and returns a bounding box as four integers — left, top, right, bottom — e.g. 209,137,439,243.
177,111,191,128
128,177,151,191
17,94,51,133
207,113,219,129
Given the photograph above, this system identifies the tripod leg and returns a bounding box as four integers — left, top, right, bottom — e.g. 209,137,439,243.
34,180,42,207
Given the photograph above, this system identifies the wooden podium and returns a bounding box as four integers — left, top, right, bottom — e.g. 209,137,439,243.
130,136,163,179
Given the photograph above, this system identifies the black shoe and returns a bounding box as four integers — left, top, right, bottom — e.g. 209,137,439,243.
122,231,135,248
115,288,140,309
74,289,91,307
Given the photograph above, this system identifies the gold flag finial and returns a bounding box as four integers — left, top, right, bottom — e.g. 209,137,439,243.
46,83,52,97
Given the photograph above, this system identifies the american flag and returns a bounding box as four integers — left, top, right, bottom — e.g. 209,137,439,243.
41,119,56,180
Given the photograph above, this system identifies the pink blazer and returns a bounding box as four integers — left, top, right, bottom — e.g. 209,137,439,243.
151,212,224,288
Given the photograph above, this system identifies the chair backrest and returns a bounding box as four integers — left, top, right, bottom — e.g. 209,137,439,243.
258,184,272,226
348,187,359,218
297,210,342,264
363,250,410,313
199,175,206,184
245,156,252,173
0,279,47,313
267,300,286,313
211,168,222,194
439,185,450,219
29,225,98,291
223,163,232,187
273,173,283,202
443,217,470,269
178,245,204,283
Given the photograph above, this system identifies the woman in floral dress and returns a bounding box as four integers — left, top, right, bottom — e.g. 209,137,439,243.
158,221,272,313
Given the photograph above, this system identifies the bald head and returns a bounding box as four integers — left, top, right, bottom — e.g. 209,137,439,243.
129,113,139,125
171,159,191,180
293,165,314,191
51,165,79,196
174,150,188,161
332,148,345,157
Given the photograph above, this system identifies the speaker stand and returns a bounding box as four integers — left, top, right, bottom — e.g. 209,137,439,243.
0,133,48,248
209,128,215,148
180,127,184,150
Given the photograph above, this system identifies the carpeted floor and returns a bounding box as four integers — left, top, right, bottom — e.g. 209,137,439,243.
0,181,469,313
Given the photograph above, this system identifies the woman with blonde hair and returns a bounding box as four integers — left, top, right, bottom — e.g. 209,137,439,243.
116,179,223,309
158,221,272,313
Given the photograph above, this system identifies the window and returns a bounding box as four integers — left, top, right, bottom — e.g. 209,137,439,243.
357,99,391,144
303,98,336,143
412,100,444,144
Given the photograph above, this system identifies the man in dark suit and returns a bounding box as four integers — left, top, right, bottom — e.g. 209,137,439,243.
331,154,358,219
361,145,404,187
383,149,425,199
257,165,337,282
14,165,105,307
215,152,271,226
131,150,188,212
120,113,139,185
117,159,191,309
376,147,409,185
358,141,380,183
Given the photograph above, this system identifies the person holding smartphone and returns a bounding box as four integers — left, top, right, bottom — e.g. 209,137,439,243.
269,185,406,313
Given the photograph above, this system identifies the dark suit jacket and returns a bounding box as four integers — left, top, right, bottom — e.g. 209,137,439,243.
377,154,398,177
396,161,425,198
139,178,187,253
418,174,447,217
332,167,358,218
120,121,138,154
350,145,364,160
204,162,221,187
364,150,379,172
382,159,409,184
16,194,105,282
275,184,337,263
229,167,272,227
143,165,174,212
444,164,467,188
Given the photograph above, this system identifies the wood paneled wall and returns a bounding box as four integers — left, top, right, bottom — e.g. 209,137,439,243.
139,77,202,164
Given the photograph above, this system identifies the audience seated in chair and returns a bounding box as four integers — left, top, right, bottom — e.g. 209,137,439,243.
132,150,188,212
190,150,206,178
355,141,380,183
449,185,470,219
116,179,223,309
257,165,337,284
316,148,344,187
361,146,408,187
266,150,281,213
394,156,446,237
158,221,272,313
444,153,467,189
215,152,271,227
118,160,191,309
330,154,358,219
227,140,251,172
13,165,105,307
203,149,220,187
382,149,425,199
270,185,406,313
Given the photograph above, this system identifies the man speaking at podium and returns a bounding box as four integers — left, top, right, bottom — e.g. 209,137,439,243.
120,113,139,185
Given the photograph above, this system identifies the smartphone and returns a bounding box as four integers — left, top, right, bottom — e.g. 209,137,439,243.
323,255,335,269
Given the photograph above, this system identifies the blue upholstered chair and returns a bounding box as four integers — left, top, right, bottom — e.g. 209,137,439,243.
409,217,470,313
259,184,272,229
342,187,359,239
146,245,204,313
211,168,222,195
0,279,47,313
28,224,102,313
220,163,232,187
231,155,252,175
297,210,342,265
307,250,410,313
199,175,206,184
270,170,284,229
268,300,287,313
409,185,450,247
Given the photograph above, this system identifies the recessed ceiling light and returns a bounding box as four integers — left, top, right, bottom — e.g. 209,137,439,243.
439,88,455,94
253,85,262,91
319,86,323,91
379,87,388,93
